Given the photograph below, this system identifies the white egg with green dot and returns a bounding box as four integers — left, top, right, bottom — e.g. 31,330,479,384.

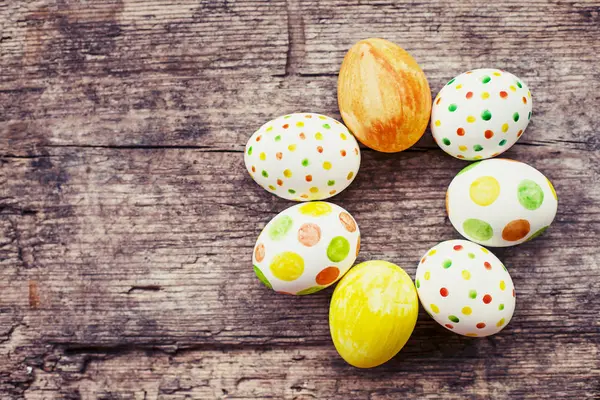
252,202,360,295
446,159,558,247
244,113,361,201
431,68,532,160
415,239,516,337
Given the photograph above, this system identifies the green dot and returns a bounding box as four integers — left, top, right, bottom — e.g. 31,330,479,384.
457,161,481,175
473,144,483,152
468,253,475,259
254,265,272,289
284,115,291,119
443,259,452,269
499,139,507,146
449,315,460,323
442,138,451,146
481,110,492,121
261,170,268,178
463,218,494,241
301,159,309,167
327,236,350,262
327,180,335,187
288,189,296,194
501,263,507,271
448,104,458,112
297,286,325,295
481,75,491,84
447,78,456,85
528,111,532,120
323,124,331,129
415,279,421,289
517,179,544,210
527,226,549,241
248,146,253,155
274,135,281,141
513,112,520,122
469,290,477,299
499,304,505,311
269,215,293,241
516,81,523,88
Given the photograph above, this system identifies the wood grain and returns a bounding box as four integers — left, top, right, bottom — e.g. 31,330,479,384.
1,0,599,398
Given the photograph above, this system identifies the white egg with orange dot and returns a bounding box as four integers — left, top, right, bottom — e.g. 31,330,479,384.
244,113,361,201
415,239,516,337
446,158,558,247
431,68,532,160
252,202,360,295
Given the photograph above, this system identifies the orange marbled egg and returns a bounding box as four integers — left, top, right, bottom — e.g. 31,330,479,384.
337,38,432,153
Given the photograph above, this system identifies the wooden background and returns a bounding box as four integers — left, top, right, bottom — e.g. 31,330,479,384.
1,0,599,398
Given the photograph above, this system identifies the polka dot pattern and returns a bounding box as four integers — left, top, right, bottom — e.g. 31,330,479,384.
244,113,361,201
252,202,360,295
415,239,516,337
431,69,532,160
447,158,558,247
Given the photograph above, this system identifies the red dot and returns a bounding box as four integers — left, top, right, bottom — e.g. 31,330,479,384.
305,175,312,182
283,124,289,129
484,262,492,270
522,96,527,104
317,146,323,153
277,179,283,186
445,323,454,329
466,91,473,99
484,130,494,139
440,287,449,297
483,294,492,304
457,155,465,159
517,129,523,137
340,150,347,157
453,245,463,251
500,91,508,99
256,135,262,142
476,322,486,329
512,288,516,297
457,127,465,136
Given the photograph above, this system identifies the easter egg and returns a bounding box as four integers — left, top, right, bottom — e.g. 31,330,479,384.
431,68,532,160
244,113,361,201
337,38,432,153
329,260,418,368
446,159,558,247
252,202,360,295
415,240,516,337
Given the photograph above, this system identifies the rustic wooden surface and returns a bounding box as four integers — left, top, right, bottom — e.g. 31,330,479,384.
1,0,600,398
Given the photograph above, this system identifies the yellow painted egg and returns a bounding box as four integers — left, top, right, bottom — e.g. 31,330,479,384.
329,260,418,368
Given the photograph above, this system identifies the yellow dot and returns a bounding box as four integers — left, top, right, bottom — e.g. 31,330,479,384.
481,92,490,100
466,333,478,337
270,251,304,281
296,121,304,127
458,145,467,152
481,247,489,254
299,202,332,217
502,123,509,133
435,120,441,127
462,270,471,280
340,133,347,140
283,169,292,178
547,178,557,200
510,85,517,92
496,318,505,327
473,155,482,160
470,176,500,206
428,249,437,256
424,271,431,281
310,187,319,193
318,115,326,120
315,132,323,140
430,304,440,314
456,84,463,89
493,72,502,76
323,161,332,170
528,90,531,98
347,171,354,180
500,280,506,291
467,116,476,123
268,185,276,191
462,306,472,315
259,152,266,161
288,144,297,151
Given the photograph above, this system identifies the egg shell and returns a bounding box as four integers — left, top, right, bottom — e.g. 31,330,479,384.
415,240,516,337
252,202,360,295
329,260,418,368
431,68,532,160
337,38,432,153
244,113,361,201
447,158,558,247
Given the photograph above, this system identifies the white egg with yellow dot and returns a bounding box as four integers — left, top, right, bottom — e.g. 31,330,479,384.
431,68,532,160
253,202,360,295
244,113,361,201
415,239,516,337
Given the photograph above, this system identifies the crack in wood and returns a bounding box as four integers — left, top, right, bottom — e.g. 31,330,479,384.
127,285,163,294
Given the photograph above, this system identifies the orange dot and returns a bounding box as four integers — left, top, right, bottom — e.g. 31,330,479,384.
329,190,336,195
299,132,306,140
277,291,294,295
421,257,427,264
317,146,323,153
277,179,283,186
297,223,321,247
502,219,531,241
491,152,500,157
457,155,465,159
484,130,494,139
339,212,357,232
255,243,265,262
340,150,347,157
500,91,508,99
300,194,309,199
466,91,473,99
436,97,442,105
251,166,256,173
522,96,527,104
256,135,262,142
457,127,465,136
305,175,312,182
316,266,340,285
445,190,450,216
517,130,523,137
304,114,312,118
283,124,289,129
276,152,283,160
347,172,354,180
476,322,486,329
354,148,359,155
356,236,360,256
